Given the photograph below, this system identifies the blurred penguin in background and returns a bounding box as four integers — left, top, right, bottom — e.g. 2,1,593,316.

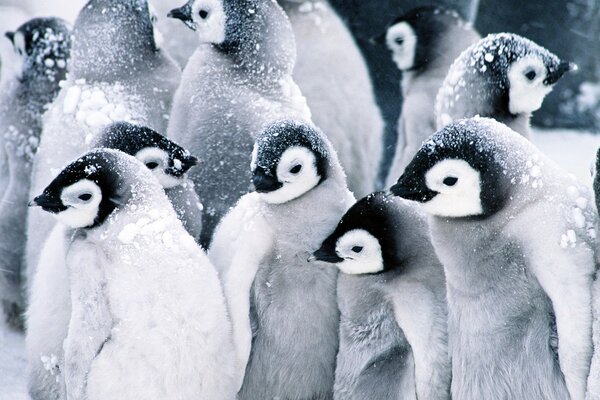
278,0,384,198
383,6,480,187
150,0,198,67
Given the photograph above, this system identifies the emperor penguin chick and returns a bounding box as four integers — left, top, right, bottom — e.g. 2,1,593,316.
210,120,354,399
313,192,450,400
26,0,181,290
384,6,480,187
435,33,574,138
30,148,236,400
167,0,311,247
391,117,596,400
0,17,71,329
25,122,202,400
277,0,384,197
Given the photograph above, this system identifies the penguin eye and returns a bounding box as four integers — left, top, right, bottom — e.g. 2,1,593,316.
351,246,363,253
145,161,160,170
525,70,537,81
290,164,302,174
443,176,458,186
78,193,92,201
199,9,209,19
395,37,404,45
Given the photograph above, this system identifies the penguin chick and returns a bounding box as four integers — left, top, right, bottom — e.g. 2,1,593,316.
25,121,202,400
26,0,181,295
210,120,354,398
383,6,480,187
435,33,574,138
277,0,384,198
390,117,596,400
167,0,310,247
313,192,450,400
0,17,71,330
29,148,236,400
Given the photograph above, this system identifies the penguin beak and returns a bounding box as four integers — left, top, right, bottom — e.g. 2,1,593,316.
544,60,576,85
312,246,344,263
389,178,437,202
29,193,66,213
4,31,14,44
252,168,283,193
181,155,200,169
167,2,196,31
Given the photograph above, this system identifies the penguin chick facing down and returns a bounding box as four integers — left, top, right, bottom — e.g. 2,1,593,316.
210,120,354,399
313,192,450,400
25,122,202,400
435,33,574,138
29,149,236,400
383,6,480,187
391,117,596,400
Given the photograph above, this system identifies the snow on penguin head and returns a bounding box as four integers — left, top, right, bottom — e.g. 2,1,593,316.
390,117,546,218
94,122,199,189
30,148,162,229
250,120,331,205
4,17,71,82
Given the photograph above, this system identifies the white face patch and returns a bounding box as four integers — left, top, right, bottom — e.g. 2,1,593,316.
191,0,226,44
386,22,417,71
56,179,103,228
12,31,26,67
135,147,181,189
335,229,384,275
258,146,321,205
422,159,483,217
148,2,164,48
507,55,552,115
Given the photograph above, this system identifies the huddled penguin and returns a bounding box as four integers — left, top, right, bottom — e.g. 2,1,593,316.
435,33,573,138
26,0,181,291
278,0,384,198
0,4,30,86
383,6,480,187
26,122,201,400
390,117,596,400
167,0,311,247
210,120,353,399
313,192,450,400
29,148,236,400
0,17,71,329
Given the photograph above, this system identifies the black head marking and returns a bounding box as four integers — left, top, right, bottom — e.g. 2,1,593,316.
252,120,329,193
390,119,511,218
96,122,198,178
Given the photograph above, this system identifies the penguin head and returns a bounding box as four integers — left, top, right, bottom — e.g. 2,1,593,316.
251,120,329,205
314,192,406,275
30,150,136,229
390,118,516,219
95,122,199,189
167,0,226,44
5,17,71,81
385,6,466,71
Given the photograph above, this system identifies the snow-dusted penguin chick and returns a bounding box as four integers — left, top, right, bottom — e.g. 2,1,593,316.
0,17,71,329
25,122,201,400
435,33,573,138
277,0,384,198
391,117,596,400
383,6,480,187
587,148,600,400
29,149,236,400
167,0,310,247
210,120,354,399
26,0,181,288
313,192,450,400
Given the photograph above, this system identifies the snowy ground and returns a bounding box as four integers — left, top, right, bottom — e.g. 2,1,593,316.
0,129,598,399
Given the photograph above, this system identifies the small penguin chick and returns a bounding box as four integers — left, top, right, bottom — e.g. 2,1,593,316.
250,120,328,204
94,121,199,189
435,33,574,137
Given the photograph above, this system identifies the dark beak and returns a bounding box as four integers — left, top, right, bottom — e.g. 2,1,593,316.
389,180,437,202
545,60,576,85
4,31,14,44
181,155,200,169
29,193,65,213
167,3,196,31
312,246,344,263
252,168,282,193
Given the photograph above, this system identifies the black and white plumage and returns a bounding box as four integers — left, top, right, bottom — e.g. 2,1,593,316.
313,192,450,400
210,120,354,399
384,6,480,186
0,17,71,329
29,148,236,400
391,117,596,400
435,33,573,138
26,0,181,293
167,0,311,247
278,0,384,198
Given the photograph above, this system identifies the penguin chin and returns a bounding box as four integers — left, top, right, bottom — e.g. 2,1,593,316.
54,207,98,229
337,259,384,275
258,177,320,205
155,173,183,189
